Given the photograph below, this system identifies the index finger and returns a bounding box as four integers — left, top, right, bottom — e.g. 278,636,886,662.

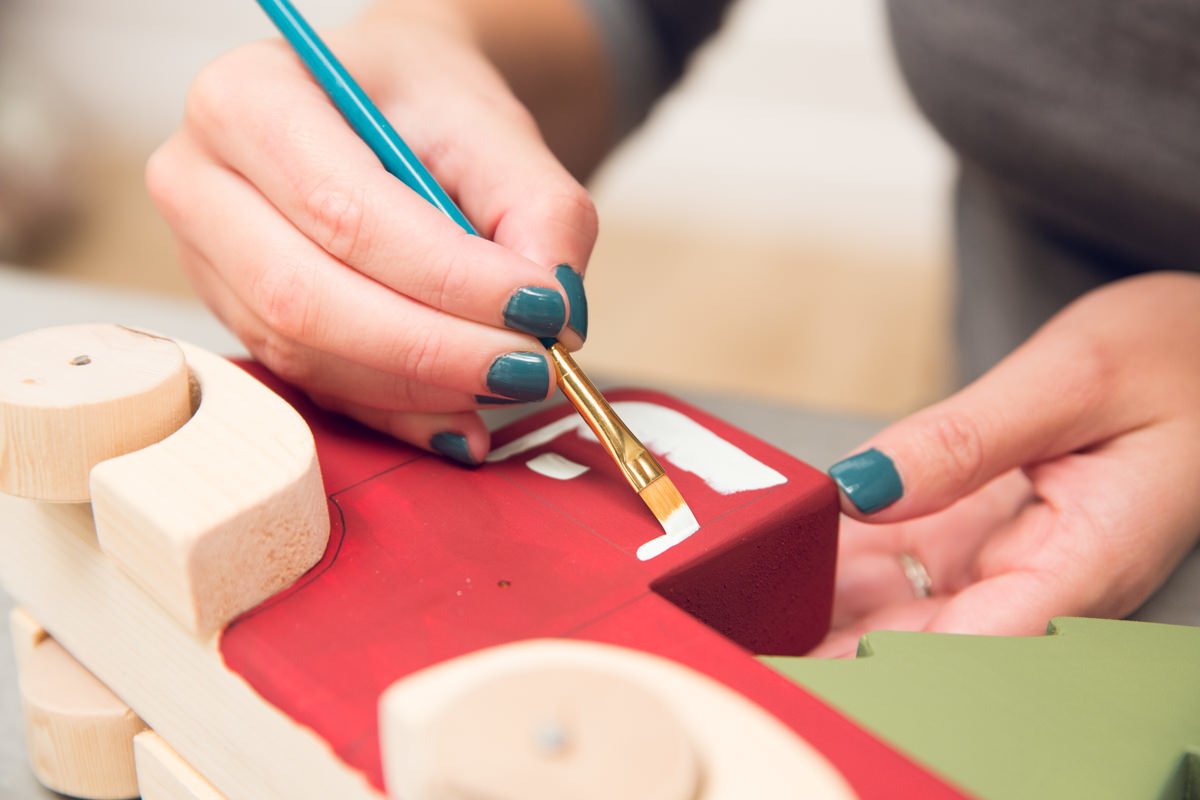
185,42,582,345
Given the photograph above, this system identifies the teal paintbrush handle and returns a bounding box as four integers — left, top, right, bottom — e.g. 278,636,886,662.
254,0,478,235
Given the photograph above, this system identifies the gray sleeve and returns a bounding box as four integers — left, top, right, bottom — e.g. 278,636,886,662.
574,0,735,135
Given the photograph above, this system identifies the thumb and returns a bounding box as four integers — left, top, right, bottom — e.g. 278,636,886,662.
829,326,1132,522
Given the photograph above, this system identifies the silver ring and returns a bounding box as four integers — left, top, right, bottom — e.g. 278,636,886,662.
899,553,933,599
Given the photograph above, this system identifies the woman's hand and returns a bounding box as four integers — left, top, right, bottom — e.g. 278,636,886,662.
146,0,605,464
812,271,1200,657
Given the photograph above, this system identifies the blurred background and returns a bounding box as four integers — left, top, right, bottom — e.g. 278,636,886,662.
0,0,954,417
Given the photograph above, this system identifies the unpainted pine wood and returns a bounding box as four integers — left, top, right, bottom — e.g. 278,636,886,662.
8,606,47,673
381,639,857,800
0,324,191,502
19,634,147,799
0,325,329,636
134,731,229,800
85,335,329,636
0,471,381,800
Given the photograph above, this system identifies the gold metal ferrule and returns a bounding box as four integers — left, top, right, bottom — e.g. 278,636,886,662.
546,343,665,492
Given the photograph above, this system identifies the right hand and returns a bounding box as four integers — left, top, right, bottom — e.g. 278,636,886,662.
146,1,598,464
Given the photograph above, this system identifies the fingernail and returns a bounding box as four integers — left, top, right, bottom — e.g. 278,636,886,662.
430,432,477,466
829,448,903,513
555,264,588,340
486,352,550,402
474,394,523,406
503,286,566,337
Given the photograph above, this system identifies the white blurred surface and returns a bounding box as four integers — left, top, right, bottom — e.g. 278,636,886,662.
591,0,952,255
0,263,245,353
2,0,950,250
0,0,368,149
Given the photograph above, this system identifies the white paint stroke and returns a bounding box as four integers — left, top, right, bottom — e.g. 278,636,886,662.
488,401,787,496
487,415,583,463
525,453,590,480
638,504,701,561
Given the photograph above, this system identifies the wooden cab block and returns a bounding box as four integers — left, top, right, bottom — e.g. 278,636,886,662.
19,633,147,799
89,341,329,635
0,324,191,502
135,732,229,800
380,639,856,800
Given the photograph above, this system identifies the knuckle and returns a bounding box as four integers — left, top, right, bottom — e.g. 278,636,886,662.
529,182,599,251
144,142,185,223
185,46,273,132
185,55,240,133
535,183,600,257
386,375,426,411
257,331,313,386
304,179,374,265
397,324,448,386
554,183,600,241
417,135,463,187
927,411,987,487
422,240,473,309
251,262,319,342
1046,330,1115,413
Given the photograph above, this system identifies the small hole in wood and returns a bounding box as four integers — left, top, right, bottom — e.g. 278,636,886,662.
533,721,570,756
70,355,91,366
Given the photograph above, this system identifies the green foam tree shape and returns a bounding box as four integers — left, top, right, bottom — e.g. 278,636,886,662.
765,618,1199,800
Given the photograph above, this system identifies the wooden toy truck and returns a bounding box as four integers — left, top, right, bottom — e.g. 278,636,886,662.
0,324,965,799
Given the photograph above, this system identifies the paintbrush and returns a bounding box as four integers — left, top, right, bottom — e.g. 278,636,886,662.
254,0,698,537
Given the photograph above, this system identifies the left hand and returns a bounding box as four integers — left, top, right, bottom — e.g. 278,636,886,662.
810,271,1200,657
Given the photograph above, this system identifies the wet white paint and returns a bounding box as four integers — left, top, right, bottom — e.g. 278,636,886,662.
487,402,789,561
637,504,701,560
486,415,584,463
488,402,787,496
525,452,590,480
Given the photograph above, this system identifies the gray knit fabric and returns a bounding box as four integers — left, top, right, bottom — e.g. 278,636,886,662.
579,1,1200,382
573,0,732,135
887,1,1200,381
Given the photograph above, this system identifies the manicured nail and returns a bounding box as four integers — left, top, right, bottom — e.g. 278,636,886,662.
474,394,523,406
503,286,566,337
486,352,550,402
555,264,588,340
430,432,477,466
829,448,903,513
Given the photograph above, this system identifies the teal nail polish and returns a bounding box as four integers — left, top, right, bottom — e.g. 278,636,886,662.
829,448,903,513
486,352,550,402
430,432,477,466
503,286,566,337
475,394,523,406
555,264,588,340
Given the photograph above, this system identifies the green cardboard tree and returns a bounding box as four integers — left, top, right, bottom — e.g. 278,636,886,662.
766,618,1199,800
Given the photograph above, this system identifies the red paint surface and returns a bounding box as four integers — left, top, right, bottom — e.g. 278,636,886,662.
220,364,967,798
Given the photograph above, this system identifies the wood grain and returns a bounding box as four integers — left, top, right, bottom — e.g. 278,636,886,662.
19,634,146,799
0,324,191,502
134,732,229,800
90,340,329,635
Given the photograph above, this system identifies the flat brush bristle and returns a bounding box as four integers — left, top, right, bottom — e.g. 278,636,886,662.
638,474,700,538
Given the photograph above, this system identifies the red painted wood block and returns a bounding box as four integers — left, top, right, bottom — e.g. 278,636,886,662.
220,365,965,798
